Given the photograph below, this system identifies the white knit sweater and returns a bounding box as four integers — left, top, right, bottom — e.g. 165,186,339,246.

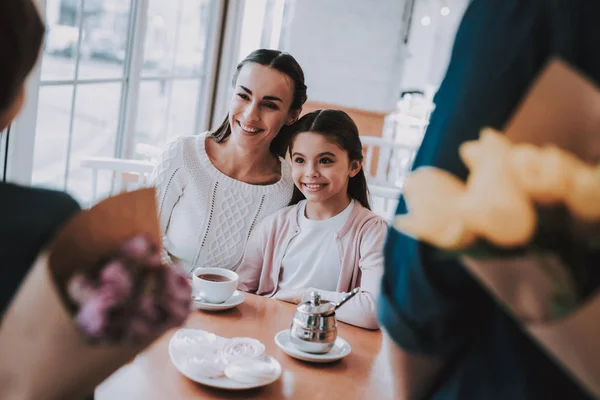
151,133,294,274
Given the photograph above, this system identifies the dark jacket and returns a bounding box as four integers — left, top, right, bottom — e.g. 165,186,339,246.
0,182,80,316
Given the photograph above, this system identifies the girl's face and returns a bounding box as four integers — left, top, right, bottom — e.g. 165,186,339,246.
228,63,299,152
290,131,361,206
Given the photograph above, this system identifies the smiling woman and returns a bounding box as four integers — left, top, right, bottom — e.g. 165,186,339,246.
151,49,307,274
209,49,307,157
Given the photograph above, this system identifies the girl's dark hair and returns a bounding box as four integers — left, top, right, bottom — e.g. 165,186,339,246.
208,49,307,157
0,0,45,111
287,109,371,210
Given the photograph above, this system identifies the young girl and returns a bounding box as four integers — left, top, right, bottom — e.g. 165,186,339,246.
237,109,387,330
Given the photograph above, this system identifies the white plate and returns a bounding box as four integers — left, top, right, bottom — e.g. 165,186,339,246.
274,330,351,363
168,330,281,390
192,290,245,311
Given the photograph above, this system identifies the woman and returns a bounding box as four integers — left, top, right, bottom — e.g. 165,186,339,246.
152,49,307,274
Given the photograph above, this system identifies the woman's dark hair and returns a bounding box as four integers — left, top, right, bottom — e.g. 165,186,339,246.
208,49,307,157
0,0,45,111
287,109,371,210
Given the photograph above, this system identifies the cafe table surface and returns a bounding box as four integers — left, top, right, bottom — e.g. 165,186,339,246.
96,293,397,400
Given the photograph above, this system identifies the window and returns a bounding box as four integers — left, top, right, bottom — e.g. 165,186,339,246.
4,0,299,202
211,0,293,121
238,0,292,61
131,0,215,161
29,0,219,204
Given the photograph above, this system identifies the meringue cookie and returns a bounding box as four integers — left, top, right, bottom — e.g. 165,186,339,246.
219,337,265,361
224,357,280,383
172,329,223,355
186,354,228,378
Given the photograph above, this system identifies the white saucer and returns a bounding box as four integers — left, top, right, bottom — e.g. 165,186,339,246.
192,290,245,311
274,330,351,363
168,330,281,390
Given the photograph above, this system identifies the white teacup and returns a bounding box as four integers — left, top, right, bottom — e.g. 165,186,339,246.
192,267,238,304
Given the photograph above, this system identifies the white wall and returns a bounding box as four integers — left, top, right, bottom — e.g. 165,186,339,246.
400,0,469,92
285,0,409,113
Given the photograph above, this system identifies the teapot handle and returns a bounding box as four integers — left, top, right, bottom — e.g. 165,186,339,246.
334,287,361,310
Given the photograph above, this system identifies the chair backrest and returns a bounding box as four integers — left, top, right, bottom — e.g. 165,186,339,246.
80,156,155,207
369,184,402,223
361,135,417,189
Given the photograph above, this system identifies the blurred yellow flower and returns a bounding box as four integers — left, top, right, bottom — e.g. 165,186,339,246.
394,128,600,250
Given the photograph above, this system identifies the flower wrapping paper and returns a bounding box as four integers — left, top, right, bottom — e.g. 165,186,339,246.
0,188,189,400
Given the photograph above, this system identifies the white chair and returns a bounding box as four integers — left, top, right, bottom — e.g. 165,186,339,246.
369,184,401,223
80,156,156,207
361,135,417,190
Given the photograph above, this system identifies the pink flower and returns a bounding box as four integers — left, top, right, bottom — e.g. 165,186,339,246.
137,294,160,323
125,295,164,342
122,271,190,342
71,236,191,343
144,251,163,268
163,265,193,304
75,289,116,338
120,235,152,259
100,261,133,301
67,274,96,306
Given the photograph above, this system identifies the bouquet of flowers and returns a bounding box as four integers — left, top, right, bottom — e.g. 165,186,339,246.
66,235,191,343
0,188,191,400
396,128,600,320
393,59,600,397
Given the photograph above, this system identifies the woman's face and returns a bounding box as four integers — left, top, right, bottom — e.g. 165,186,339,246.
228,63,300,152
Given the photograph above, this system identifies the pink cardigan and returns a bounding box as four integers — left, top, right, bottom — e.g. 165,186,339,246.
237,201,387,330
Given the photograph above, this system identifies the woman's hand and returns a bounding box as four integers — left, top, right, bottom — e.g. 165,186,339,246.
272,288,309,304
66,235,191,343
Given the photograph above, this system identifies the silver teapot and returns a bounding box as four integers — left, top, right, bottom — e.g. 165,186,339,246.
289,288,360,354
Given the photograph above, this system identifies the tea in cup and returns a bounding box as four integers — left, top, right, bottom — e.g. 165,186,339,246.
192,267,238,304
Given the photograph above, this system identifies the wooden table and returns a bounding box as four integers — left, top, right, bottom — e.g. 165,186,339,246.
96,294,396,399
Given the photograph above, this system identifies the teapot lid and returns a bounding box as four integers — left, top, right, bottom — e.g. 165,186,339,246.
296,291,336,316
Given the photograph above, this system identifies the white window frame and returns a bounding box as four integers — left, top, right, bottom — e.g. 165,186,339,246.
209,0,245,129
5,0,237,187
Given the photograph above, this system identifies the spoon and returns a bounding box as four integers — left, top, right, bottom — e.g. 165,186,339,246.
334,287,360,310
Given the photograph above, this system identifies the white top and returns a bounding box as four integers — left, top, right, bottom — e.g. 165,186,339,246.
150,133,294,274
278,200,355,291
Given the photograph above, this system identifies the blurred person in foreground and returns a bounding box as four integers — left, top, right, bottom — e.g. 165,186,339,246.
378,0,600,399
0,2,191,398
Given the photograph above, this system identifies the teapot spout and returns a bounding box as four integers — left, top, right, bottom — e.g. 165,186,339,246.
334,287,360,310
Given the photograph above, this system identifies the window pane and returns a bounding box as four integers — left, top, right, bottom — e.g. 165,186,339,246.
42,0,82,81
238,0,268,61
66,83,122,204
238,0,289,62
167,80,200,139
132,81,168,156
31,86,74,190
78,0,133,80
133,79,200,159
142,0,213,78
